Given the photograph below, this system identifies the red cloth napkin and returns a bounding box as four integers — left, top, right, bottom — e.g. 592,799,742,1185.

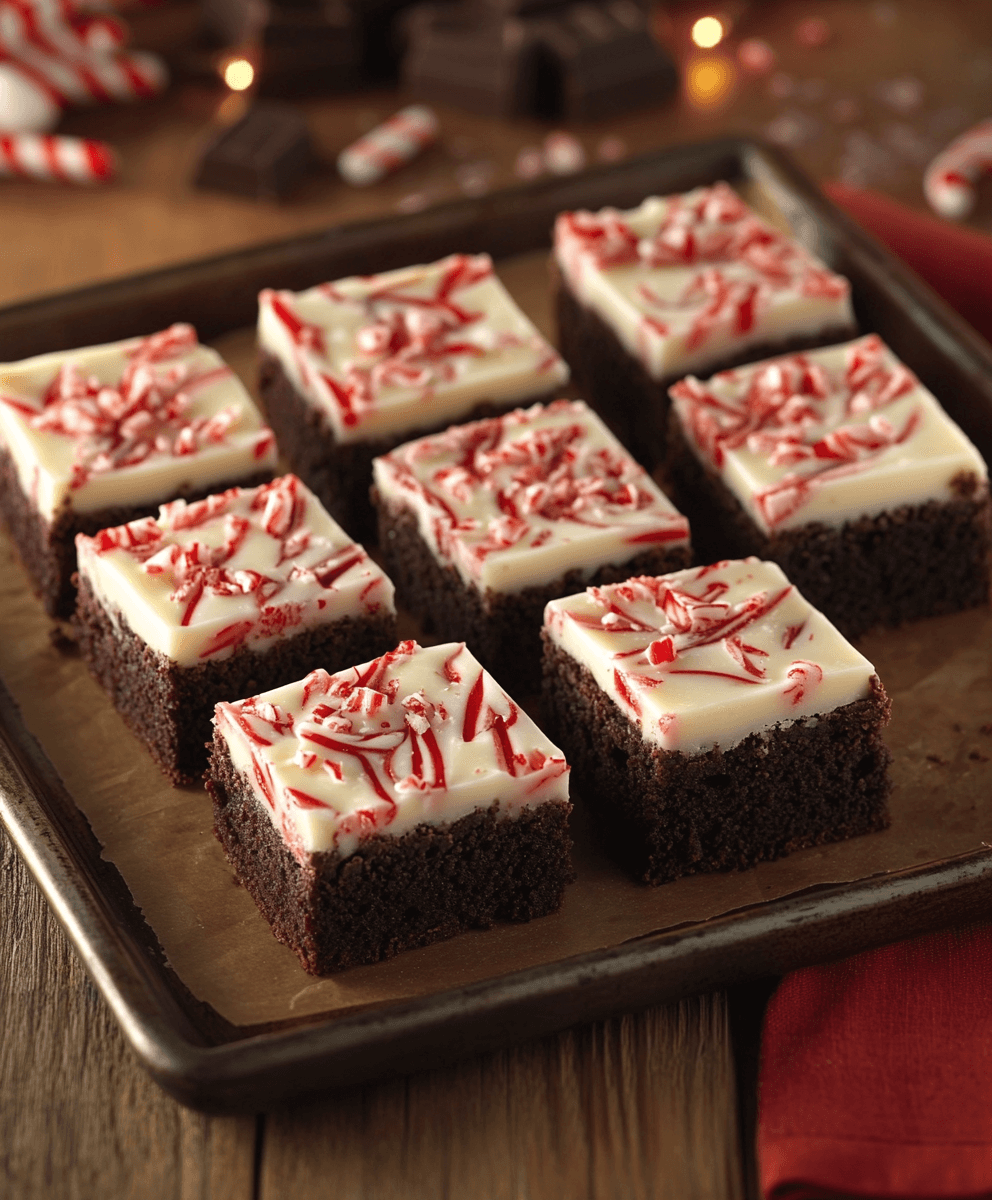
757,184,992,1199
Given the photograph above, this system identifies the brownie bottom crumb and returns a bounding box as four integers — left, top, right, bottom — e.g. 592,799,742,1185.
207,734,574,973
542,636,892,886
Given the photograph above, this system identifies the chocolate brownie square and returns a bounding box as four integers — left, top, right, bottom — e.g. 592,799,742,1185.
666,334,992,638
372,398,692,694
206,639,573,973
553,181,856,466
74,474,396,785
542,559,892,885
0,323,277,617
257,252,569,540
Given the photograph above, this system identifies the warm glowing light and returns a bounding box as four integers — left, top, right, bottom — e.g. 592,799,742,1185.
222,58,255,91
685,54,734,108
691,15,724,48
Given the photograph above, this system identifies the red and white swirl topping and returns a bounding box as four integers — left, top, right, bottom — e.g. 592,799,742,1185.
554,183,853,380
0,326,277,519
670,334,987,532
257,254,569,444
75,475,394,667
374,400,689,593
213,640,570,860
544,559,876,754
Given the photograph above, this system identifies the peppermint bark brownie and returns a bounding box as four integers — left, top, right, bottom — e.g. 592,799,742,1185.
667,335,992,638
207,639,573,973
553,181,856,466
372,399,691,694
542,560,892,886
74,475,396,785
0,323,277,617
257,252,569,540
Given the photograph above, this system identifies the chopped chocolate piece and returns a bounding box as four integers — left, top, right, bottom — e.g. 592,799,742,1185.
194,101,314,200
202,0,364,94
402,0,676,121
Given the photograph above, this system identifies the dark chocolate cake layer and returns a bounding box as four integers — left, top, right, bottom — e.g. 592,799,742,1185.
555,278,857,470
207,733,574,973
0,446,272,619
259,352,559,544
541,636,892,886
376,498,691,696
74,575,397,786
664,411,992,640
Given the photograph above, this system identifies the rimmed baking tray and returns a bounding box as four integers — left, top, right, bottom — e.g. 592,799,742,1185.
2,137,992,1113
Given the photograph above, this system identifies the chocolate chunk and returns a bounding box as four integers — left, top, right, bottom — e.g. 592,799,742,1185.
200,0,418,93
194,101,314,199
402,0,677,121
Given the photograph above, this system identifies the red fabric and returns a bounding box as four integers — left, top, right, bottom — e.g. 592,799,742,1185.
758,186,992,1199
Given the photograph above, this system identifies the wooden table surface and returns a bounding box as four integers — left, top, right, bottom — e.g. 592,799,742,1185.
2,1,990,1195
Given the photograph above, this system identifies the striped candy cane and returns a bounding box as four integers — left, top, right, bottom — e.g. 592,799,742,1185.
924,119,992,220
337,105,439,187
0,130,115,180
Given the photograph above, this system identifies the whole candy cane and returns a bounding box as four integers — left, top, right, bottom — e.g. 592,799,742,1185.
924,118,992,220
0,130,115,180
337,105,439,187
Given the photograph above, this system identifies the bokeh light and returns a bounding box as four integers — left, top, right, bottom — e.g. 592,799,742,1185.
685,54,735,108
222,58,255,91
691,16,725,49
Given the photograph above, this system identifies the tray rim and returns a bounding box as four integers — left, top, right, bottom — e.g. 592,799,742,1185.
3,135,992,1112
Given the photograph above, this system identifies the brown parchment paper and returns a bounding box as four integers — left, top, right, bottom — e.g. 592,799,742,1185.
2,252,991,1029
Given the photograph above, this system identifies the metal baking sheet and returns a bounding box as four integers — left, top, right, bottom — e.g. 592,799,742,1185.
2,138,992,1112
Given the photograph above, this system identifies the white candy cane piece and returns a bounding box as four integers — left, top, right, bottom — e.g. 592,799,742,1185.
337,105,439,187
924,118,992,220
0,131,115,181
0,59,60,129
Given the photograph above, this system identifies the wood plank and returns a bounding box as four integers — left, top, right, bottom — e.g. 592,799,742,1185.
0,828,257,1200
260,996,744,1200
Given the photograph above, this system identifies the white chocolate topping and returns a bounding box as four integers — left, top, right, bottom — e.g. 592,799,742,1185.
213,640,571,860
669,334,989,533
544,559,876,755
75,475,394,667
373,399,690,594
553,182,854,381
0,324,277,521
257,253,569,444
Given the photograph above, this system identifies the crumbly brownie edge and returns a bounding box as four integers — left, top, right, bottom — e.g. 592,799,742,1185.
555,274,856,471
206,731,574,973
73,574,398,786
0,444,273,619
541,633,892,886
258,351,562,544
664,409,992,639
374,493,691,696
